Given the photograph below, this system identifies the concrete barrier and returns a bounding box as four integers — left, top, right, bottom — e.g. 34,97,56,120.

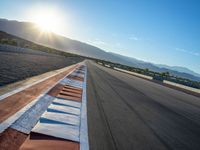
163,80,200,94
114,67,153,80
105,64,111,68
97,62,103,65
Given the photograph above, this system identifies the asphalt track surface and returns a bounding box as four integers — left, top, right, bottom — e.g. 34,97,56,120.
86,61,200,150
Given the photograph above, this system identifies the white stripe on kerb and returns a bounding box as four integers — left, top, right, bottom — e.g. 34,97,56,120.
80,64,89,150
0,64,78,133
11,95,55,134
0,65,76,101
32,122,80,142
0,61,89,149
0,96,39,133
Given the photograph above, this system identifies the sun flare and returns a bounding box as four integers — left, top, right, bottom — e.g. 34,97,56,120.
30,7,64,33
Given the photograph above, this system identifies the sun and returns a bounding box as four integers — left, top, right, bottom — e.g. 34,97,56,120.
30,7,64,33
35,14,57,32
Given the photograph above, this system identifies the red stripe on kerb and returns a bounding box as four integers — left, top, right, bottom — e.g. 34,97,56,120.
19,132,79,150
0,65,77,123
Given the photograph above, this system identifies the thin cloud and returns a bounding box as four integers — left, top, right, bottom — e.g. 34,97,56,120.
89,38,107,45
129,34,140,41
175,48,186,52
88,39,122,49
175,48,200,56
88,38,114,50
193,52,200,56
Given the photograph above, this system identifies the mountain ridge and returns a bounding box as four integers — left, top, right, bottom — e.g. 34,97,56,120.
0,18,199,81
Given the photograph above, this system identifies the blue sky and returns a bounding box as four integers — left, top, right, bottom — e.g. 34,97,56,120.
0,0,200,73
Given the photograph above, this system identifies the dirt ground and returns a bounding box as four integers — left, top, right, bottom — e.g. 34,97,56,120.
0,49,83,87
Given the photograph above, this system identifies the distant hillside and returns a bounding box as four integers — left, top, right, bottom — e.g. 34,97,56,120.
0,18,119,61
0,31,80,57
108,52,200,81
156,64,200,78
0,18,200,81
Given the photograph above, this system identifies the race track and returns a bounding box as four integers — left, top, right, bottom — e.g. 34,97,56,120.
86,61,200,150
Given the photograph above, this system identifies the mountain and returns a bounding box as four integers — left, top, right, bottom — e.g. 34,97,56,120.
156,64,200,78
0,18,200,81
108,53,200,81
109,52,158,70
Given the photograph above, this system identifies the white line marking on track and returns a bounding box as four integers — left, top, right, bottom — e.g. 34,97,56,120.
80,64,89,150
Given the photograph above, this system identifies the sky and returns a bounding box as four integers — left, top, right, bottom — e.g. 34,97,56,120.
0,0,200,73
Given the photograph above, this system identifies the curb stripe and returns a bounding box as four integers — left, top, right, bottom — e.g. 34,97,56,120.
1,62,89,150
0,64,77,101
0,64,77,133
80,64,89,150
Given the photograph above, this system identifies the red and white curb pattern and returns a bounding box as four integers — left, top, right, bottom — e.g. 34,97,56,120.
0,62,89,150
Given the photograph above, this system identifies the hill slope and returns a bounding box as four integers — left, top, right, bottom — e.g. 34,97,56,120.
0,18,200,81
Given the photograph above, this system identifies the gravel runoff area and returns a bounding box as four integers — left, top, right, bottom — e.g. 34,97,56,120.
0,44,84,87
